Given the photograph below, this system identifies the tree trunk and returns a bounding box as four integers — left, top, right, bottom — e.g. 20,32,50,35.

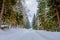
53,0,60,27
0,0,4,22
56,7,60,27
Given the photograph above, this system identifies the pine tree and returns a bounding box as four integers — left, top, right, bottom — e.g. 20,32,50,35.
32,14,37,29
0,0,17,28
15,12,24,26
36,0,60,31
47,0,60,31
25,17,31,29
37,0,47,30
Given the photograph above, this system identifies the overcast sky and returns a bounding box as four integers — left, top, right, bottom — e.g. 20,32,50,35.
24,0,38,22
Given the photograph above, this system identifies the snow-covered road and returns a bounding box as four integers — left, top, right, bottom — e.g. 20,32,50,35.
0,28,60,40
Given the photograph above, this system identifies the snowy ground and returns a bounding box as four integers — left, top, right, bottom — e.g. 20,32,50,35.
0,28,60,40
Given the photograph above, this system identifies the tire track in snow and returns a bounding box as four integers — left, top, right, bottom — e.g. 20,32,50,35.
35,31,55,40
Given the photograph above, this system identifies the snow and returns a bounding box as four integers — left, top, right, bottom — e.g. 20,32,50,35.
0,28,60,40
